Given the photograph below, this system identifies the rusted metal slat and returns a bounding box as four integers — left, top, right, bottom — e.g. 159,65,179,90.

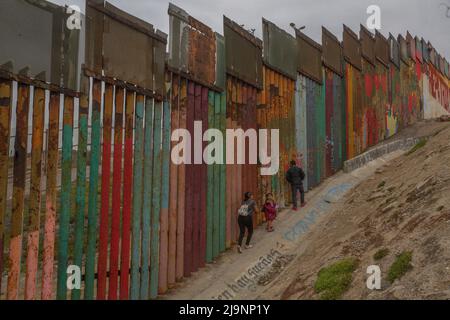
84,79,102,300
97,83,114,300
120,90,135,299
176,79,187,281
71,82,89,301
140,96,154,299
41,91,59,300
130,94,145,299
24,87,45,300
4,80,21,300
150,100,163,299
109,86,125,300
168,75,179,284
183,81,194,277
56,95,75,300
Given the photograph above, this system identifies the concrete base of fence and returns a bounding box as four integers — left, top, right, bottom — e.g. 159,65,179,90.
343,137,424,173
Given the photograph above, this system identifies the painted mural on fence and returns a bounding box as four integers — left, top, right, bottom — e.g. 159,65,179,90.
0,0,449,301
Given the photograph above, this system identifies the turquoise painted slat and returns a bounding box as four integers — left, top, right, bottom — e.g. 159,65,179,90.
206,91,215,263
150,101,163,299
295,75,308,190
85,79,102,299
219,92,227,252
130,95,145,300
140,97,154,300
160,96,171,280
56,96,74,300
72,87,88,300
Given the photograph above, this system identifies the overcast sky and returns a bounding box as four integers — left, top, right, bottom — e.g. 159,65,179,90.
52,0,450,60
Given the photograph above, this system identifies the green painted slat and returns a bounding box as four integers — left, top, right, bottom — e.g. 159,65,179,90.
56,96,74,300
130,95,145,300
160,96,171,281
84,80,102,300
206,91,215,263
150,101,163,299
72,87,88,300
219,92,227,252
140,97,154,300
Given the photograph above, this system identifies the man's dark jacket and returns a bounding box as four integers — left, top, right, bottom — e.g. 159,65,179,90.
286,166,305,186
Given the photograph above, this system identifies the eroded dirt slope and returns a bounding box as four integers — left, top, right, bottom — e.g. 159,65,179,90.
261,124,450,300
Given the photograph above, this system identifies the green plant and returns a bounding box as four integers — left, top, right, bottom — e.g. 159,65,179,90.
314,258,358,300
373,248,389,261
377,181,386,188
406,139,427,156
387,251,412,283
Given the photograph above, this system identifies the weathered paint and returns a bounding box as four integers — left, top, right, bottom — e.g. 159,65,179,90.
120,90,135,299
109,87,125,300
295,75,309,190
71,84,88,301
56,95,74,300
4,80,19,299
140,96,154,299
176,79,187,281
97,84,113,300
84,79,102,300
130,94,145,299
168,75,180,285
24,87,45,300
42,91,60,300
158,80,172,294
206,91,215,263
150,100,163,299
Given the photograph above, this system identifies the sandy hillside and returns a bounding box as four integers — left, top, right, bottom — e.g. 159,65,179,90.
261,123,450,300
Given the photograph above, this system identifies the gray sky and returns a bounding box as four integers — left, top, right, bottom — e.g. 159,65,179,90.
52,0,450,61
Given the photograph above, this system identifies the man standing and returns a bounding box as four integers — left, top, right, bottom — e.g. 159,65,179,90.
285,160,306,211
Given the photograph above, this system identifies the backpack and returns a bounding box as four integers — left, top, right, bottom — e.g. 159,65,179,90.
238,203,249,216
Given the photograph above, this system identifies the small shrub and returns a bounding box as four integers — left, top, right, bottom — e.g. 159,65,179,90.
373,248,390,261
406,139,427,156
314,258,358,300
377,181,386,188
387,251,412,283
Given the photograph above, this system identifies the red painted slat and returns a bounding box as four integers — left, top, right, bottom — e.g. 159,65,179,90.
120,90,134,299
97,84,114,300
109,86,125,300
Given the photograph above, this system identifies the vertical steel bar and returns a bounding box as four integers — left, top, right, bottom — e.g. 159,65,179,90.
109,86,125,300
150,100,163,299
184,81,194,277
168,75,179,285
5,81,22,300
176,79,187,281
130,94,145,299
206,91,215,263
219,92,226,252
24,86,45,300
140,96,154,299
71,81,89,301
199,87,208,267
42,91,60,300
84,79,102,300
159,90,171,293
119,90,135,299
97,84,113,299
56,95,75,300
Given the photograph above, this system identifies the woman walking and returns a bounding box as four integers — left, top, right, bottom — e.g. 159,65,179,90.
237,192,257,253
